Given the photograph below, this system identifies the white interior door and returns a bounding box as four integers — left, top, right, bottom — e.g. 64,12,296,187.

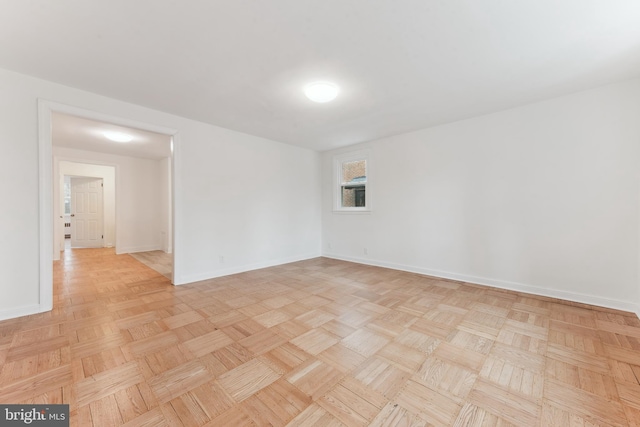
70,177,104,248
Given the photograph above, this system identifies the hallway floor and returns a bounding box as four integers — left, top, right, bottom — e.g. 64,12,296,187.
129,250,172,279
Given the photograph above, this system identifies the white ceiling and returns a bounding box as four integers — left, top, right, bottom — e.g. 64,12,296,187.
3,1,640,151
52,112,171,160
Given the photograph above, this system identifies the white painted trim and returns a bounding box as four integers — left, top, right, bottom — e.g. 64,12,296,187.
179,252,321,285
323,252,640,315
37,99,182,321
331,210,372,215
0,305,42,322
39,101,180,136
38,102,53,312
171,134,182,285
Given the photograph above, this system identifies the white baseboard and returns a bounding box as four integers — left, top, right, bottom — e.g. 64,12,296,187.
323,252,640,316
0,304,43,322
117,244,163,255
177,252,321,285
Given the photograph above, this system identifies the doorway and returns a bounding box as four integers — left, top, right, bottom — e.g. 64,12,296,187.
52,113,173,275
38,100,182,314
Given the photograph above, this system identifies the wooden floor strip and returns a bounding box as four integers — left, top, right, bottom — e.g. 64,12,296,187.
545,377,628,426
75,361,143,407
217,358,281,403
147,359,212,404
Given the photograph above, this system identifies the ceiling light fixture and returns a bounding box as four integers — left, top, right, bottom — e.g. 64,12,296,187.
103,131,133,143
304,81,339,103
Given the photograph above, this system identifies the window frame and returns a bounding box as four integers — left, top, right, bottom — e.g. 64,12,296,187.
333,150,371,213
63,180,71,215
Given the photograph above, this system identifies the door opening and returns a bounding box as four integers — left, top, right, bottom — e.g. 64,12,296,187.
38,100,182,317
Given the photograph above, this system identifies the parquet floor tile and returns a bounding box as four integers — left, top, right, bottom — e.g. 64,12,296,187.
318,343,367,373
414,356,478,399
205,405,256,426
394,379,462,426
496,327,547,355
352,356,411,400
544,377,628,426
365,318,406,338
1,247,640,425
318,378,386,426
369,402,431,427
253,309,292,328
377,342,427,372
290,328,339,356
212,342,255,371
546,342,610,374
468,378,540,426
433,341,486,372
341,329,390,358
453,402,518,427
286,358,343,401
75,360,143,407
147,359,213,404
286,403,345,427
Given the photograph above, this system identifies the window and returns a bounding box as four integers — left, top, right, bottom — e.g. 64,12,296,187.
64,179,71,215
334,151,370,212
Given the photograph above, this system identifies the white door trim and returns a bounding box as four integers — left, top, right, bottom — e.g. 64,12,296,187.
38,99,183,314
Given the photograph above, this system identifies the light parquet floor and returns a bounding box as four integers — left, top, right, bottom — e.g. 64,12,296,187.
1,248,640,426
128,250,172,279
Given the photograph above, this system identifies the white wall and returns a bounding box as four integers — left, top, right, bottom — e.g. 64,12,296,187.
0,67,321,320
55,160,117,254
178,122,322,283
323,78,640,315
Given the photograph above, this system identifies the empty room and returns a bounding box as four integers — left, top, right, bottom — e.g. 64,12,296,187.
1,1,640,426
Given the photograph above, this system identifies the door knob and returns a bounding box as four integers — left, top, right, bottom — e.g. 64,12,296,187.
71,214,75,217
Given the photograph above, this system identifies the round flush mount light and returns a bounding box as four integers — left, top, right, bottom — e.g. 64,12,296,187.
103,131,133,143
304,81,339,103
